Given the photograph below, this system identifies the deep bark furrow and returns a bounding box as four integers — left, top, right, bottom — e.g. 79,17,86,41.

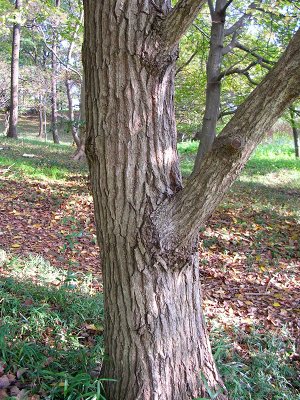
84,1,226,399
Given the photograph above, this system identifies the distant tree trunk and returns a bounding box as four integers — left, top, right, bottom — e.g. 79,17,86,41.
193,1,260,172
73,77,86,160
289,107,299,158
37,96,44,137
84,0,300,397
4,107,10,135
65,77,80,148
51,0,60,144
193,0,226,156
7,0,22,139
38,105,44,137
44,107,47,141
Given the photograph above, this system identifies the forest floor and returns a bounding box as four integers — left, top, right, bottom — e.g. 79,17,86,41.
0,132,299,399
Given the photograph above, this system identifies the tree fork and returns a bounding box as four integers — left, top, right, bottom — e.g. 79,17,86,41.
83,0,300,398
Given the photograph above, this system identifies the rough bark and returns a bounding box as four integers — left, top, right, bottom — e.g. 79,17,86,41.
83,1,224,399
83,0,300,399
7,0,22,139
50,0,60,144
289,107,299,158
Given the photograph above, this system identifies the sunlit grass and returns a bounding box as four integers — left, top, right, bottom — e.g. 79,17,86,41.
0,137,87,181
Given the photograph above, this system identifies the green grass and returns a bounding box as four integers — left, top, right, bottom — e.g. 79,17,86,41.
1,252,299,399
0,137,87,181
212,327,300,400
0,130,300,398
0,251,106,399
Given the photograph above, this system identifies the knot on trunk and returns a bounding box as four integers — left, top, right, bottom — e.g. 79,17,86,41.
212,135,245,157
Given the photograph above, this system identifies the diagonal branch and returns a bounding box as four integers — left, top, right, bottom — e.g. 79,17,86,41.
224,2,259,37
218,60,259,79
175,49,199,75
152,29,300,252
157,0,207,50
235,42,274,65
37,26,82,79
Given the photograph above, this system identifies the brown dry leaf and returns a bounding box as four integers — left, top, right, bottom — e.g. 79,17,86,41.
0,389,8,398
9,385,20,396
0,375,10,389
16,368,27,379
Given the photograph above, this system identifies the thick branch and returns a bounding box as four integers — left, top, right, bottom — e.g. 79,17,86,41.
222,0,234,13
158,0,206,49
224,2,259,36
222,30,239,55
152,29,300,251
218,60,258,79
207,0,215,17
218,108,237,119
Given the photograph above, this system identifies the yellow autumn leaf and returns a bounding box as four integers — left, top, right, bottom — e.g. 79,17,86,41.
274,293,283,299
85,324,104,332
11,243,20,248
273,302,281,307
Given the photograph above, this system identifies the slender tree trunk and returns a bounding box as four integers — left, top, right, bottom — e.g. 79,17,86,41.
73,77,86,160
83,2,225,399
37,96,44,137
38,105,44,137
7,0,22,139
51,0,60,144
193,0,226,171
65,77,80,147
289,107,299,158
4,109,10,135
44,107,47,142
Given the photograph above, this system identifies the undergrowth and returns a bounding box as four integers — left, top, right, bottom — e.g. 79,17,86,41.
1,252,299,399
0,251,106,399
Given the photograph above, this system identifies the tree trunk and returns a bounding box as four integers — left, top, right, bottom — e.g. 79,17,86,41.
83,2,224,399
289,107,299,158
4,109,10,135
65,78,80,148
50,0,60,144
193,0,225,155
73,77,86,160
83,0,300,398
7,0,22,139
37,97,44,137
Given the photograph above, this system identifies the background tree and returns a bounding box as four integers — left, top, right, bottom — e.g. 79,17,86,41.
83,1,300,399
7,0,22,139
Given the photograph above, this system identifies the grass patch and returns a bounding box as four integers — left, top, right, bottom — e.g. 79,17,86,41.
0,137,87,181
0,251,106,399
212,327,300,400
0,130,299,399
